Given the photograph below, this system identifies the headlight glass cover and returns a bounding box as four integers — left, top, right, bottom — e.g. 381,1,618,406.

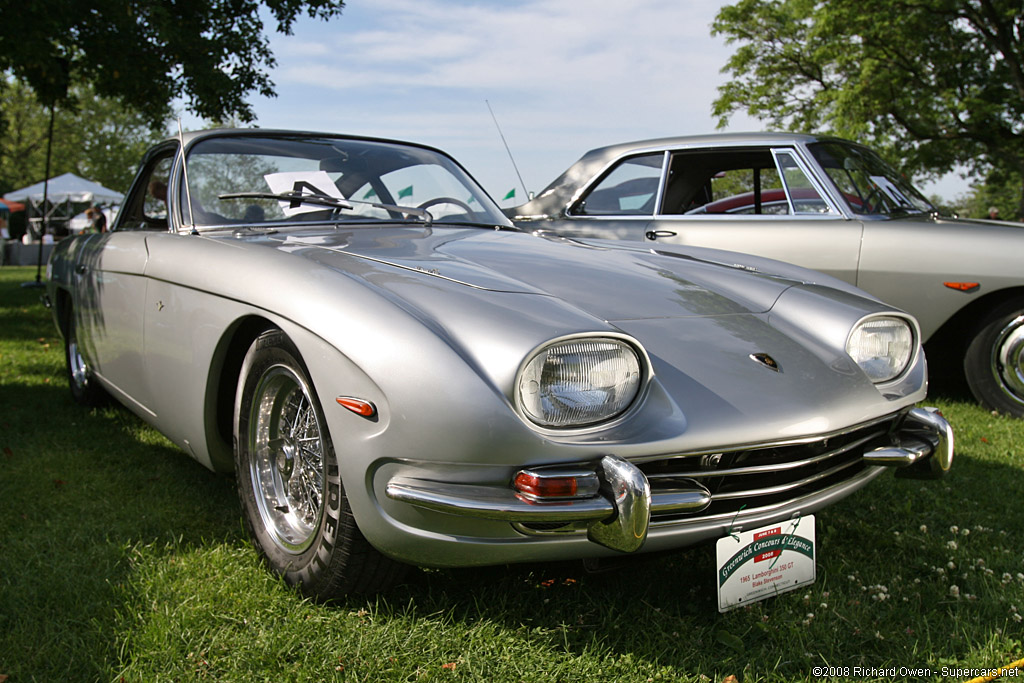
517,338,642,428
846,316,914,383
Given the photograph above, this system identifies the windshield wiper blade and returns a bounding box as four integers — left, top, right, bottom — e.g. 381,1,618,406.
219,191,354,211
218,191,433,225
343,198,433,224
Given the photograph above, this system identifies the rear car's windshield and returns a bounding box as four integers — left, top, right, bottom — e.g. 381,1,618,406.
808,142,934,217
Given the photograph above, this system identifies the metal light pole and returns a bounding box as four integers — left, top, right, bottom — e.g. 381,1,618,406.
23,100,56,289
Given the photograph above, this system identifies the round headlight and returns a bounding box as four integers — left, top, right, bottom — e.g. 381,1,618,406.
846,316,914,383
517,337,642,428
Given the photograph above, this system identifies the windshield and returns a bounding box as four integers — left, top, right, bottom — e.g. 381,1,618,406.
807,141,934,216
179,135,511,229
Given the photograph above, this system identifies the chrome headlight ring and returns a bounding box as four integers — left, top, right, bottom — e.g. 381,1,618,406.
846,314,918,384
515,334,648,430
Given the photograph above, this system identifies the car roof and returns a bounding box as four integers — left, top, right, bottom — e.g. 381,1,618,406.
575,131,828,161
509,132,843,218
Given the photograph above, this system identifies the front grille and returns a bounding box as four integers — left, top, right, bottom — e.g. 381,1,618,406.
640,414,901,522
516,413,903,534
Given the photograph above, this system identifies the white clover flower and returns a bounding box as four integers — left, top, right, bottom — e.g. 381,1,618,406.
947,541,958,550
961,528,970,536
914,578,922,584
1017,573,1024,582
1014,613,1023,623
1003,573,1013,584
920,525,928,533
949,585,961,599
948,561,956,570
975,558,985,567
950,526,959,534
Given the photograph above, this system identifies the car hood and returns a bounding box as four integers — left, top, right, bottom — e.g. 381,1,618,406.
270,226,799,322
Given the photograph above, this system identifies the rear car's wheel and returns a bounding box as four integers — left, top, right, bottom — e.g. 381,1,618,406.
62,306,107,407
234,329,405,599
965,300,1024,418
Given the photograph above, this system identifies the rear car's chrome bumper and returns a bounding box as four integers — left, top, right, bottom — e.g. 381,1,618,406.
385,407,953,554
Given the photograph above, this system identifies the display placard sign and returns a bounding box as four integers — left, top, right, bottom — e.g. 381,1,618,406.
263,171,345,217
716,515,816,612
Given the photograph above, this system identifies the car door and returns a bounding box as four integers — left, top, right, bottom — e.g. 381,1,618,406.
643,147,864,285
75,229,153,414
75,150,177,415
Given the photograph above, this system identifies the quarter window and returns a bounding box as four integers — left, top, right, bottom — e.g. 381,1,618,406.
773,151,836,215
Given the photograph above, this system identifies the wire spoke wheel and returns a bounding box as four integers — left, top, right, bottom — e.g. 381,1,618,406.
249,365,326,553
234,329,406,599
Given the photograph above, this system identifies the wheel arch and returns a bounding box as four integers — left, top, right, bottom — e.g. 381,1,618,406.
53,286,73,339
925,286,1024,373
204,315,281,473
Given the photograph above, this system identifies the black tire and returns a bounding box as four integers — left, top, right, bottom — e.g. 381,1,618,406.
964,299,1024,418
63,306,108,407
233,329,405,599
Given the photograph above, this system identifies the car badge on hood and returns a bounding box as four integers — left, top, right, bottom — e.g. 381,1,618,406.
750,353,781,372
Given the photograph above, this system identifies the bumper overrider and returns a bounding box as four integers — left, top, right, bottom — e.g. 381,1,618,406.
385,408,953,554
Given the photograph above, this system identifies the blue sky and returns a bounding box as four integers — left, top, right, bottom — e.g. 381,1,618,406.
200,0,966,204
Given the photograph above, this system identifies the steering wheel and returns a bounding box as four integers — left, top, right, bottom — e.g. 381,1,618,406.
417,197,475,214
860,187,884,214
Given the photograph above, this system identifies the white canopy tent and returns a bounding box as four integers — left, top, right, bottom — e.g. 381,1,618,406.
4,172,124,238
4,172,124,205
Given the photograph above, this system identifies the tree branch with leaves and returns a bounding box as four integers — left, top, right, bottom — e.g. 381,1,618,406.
712,0,1024,217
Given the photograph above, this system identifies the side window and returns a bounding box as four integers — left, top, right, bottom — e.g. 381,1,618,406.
143,156,173,223
773,151,836,215
660,149,787,215
119,152,174,231
571,153,663,216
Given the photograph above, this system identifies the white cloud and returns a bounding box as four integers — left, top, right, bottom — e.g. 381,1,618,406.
252,0,772,198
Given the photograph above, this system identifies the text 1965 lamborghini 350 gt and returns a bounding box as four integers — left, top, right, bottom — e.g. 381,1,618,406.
506,133,1024,418
46,129,952,602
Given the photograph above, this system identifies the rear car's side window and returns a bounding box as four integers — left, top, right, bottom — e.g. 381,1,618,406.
570,153,663,216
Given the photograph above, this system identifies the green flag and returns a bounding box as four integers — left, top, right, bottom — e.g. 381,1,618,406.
398,185,414,199
363,188,377,199
503,188,516,200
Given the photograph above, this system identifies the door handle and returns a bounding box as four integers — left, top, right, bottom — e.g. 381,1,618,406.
645,230,677,240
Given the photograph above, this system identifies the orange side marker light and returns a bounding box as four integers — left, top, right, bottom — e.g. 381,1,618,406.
943,282,980,293
336,396,377,418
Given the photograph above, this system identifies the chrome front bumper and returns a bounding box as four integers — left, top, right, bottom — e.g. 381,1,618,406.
385,407,953,554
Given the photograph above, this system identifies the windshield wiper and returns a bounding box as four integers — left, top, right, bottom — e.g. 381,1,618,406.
218,191,433,225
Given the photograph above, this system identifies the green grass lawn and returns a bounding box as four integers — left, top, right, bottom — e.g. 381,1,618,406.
1,264,1022,682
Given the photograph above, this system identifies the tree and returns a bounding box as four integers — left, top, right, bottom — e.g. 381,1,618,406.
711,0,1024,218
0,0,345,126
0,79,164,195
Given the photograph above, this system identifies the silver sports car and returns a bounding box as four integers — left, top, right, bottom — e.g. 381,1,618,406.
46,129,951,601
507,133,1024,418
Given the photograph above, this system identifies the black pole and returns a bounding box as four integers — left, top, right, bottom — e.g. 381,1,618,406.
23,100,55,289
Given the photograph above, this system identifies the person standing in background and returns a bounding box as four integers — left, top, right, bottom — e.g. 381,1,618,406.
85,206,107,233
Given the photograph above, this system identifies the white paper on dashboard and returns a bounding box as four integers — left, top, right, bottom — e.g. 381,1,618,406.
263,171,346,217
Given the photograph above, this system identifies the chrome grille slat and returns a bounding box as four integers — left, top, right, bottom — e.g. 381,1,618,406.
646,430,884,480
710,455,863,501
638,415,899,521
